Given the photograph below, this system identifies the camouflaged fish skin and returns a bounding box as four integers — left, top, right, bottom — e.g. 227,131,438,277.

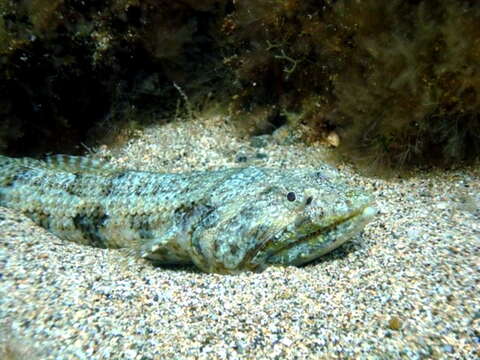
0,155,376,274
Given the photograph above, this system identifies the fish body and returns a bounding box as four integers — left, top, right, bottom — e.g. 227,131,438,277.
0,155,376,274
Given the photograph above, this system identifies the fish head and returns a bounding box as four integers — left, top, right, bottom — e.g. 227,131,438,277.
190,167,376,274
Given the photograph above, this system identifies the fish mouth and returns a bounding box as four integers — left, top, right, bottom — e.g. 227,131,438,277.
264,206,377,266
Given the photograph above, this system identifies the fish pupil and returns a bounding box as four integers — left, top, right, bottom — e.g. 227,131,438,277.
287,192,296,201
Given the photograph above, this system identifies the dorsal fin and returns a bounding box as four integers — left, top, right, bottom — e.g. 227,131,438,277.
42,155,125,175
0,155,44,168
0,155,46,187
1,155,126,175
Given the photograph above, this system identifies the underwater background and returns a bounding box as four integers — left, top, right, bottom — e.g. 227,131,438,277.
0,0,479,173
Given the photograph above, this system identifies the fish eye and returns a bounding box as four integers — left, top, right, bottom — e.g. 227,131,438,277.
305,196,313,205
286,192,296,201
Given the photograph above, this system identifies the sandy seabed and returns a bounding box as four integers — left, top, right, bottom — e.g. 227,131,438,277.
1,115,479,359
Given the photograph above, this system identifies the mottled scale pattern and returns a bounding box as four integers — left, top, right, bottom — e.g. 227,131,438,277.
0,155,376,274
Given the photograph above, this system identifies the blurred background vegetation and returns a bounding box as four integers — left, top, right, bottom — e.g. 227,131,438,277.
0,0,479,173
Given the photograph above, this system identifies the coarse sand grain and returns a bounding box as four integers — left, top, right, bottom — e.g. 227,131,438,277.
1,115,479,359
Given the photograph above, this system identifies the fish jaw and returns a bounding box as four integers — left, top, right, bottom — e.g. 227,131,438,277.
263,205,377,267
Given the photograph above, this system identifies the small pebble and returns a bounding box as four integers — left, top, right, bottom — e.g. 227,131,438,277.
388,317,402,331
250,135,270,148
235,154,248,163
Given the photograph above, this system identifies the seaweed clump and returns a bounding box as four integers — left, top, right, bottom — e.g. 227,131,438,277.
329,0,480,171
221,0,341,135
223,0,480,171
